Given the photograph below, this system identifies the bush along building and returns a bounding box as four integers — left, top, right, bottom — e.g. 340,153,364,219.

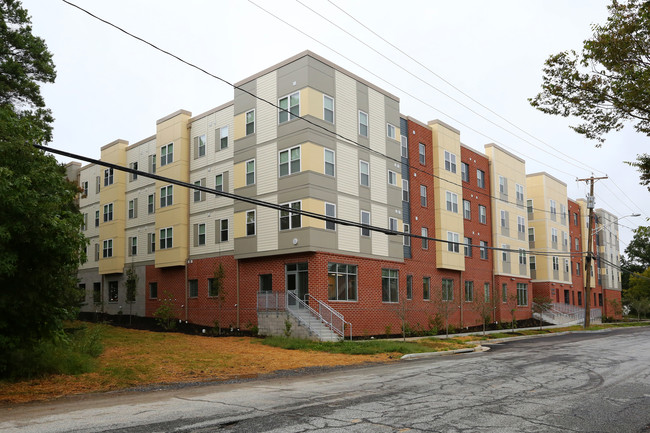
69,51,621,339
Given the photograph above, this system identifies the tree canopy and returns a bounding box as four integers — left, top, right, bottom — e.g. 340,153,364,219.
529,0,650,189
0,0,87,375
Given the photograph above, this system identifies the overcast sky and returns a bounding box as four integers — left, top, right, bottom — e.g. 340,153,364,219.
22,0,648,248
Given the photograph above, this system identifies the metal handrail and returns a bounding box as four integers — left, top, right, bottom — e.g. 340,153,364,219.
285,291,319,333
306,294,352,340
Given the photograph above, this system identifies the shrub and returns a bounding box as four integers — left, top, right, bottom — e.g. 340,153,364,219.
153,291,177,331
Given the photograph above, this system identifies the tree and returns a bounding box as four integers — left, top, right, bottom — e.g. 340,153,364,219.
626,267,650,303
625,226,650,269
125,262,138,325
471,289,494,336
0,0,87,376
529,0,650,189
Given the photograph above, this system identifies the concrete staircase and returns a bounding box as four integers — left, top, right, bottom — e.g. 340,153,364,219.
289,306,341,342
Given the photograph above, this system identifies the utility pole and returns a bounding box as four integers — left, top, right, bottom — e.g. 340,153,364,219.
577,175,608,328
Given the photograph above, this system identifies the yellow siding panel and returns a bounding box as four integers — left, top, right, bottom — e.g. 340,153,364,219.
301,142,324,174
233,112,246,141
233,161,245,189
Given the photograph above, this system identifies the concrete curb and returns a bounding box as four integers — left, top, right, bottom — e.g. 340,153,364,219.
401,345,489,360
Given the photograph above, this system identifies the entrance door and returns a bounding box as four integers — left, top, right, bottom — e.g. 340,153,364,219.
286,263,308,307
564,290,570,305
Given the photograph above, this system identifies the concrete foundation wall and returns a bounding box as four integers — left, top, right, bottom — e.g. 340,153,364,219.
257,311,319,340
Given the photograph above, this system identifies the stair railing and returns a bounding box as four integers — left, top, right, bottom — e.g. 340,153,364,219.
305,294,352,340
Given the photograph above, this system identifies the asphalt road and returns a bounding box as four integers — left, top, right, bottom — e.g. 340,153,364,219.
2,327,650,432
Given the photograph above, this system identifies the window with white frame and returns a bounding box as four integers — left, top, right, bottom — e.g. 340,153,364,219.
447,231,460,253
422,227,428,250
477,169,485,188
215,174,224,192
195,134,206,158
81,181,89,196
423,277,430,300
160,185,173,208
442,278,454,301
402,179,409,202
420,185,427,207
480,241,488,259
516,184,524,202
280,201,301,230
551,228,558,244
381,269,399,303
479,205,487,224
527,199,533,213
518,249,526,265
502,244,509,262
560,204,567,223
461,162,469,182
129,162,138,181
517,216,525,233
575,237,580,251
246,159,255,185
328,263,358,301
161,143,173,166
196,223,206,246
148,233,155,253
529,256,536,270
218,219,229,242
279,146,301,176
324,148,335,176
128,199,137,219
95,210,99,227
444,151,457,173
359,110,368,137
516,283,528,306
219,126,229,150
500,210,507,227
499,176,506,195
245,110,255,135
361,210,370,237
148,194,155,214
104,168,114,186
360,160,369,186
552,256,559,271
325,202,336,231
103,203,113,222
246,210,256,236
550,199,557,216
565,258,570,272
160,227,173,249
387,123,396,139
463,200,471,219
193,180,204,203
528,227,535,242
464,237,472,257
389,217,398,232
401,135,408,158
388,170,397,186
403,223,410,246
148,154,156,174
446,191,458,213
484,283,490,302
465,281,474,302
419,143,426,164
103,239,113,258
129,236,137,256
562,231,568,247
323,95,334,123
279,92,300,123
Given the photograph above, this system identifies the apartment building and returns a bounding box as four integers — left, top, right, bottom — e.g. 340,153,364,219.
595,208,622,316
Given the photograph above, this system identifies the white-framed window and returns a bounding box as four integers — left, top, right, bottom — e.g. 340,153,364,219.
480,241,488,259
324,148,335,176
359,110,368,137
323,95,334,123
444,151,457,173
102,239,113,258
484,283,490,302
422,227,429,250
518,249,526,265
325,202,336,231
279,146,301,177
245,109,255,135
502,244,509,262
129,236,137,256
419,143,426,164
81,181,89,196
423,277,431,301
103,203,113,222
280,201,301,230
447,231,460,253
148,194,155,214
193,179,205,203
194,134,206,158
575,237,580,251
516,283,528,306
196,223,206,246
104,168,114,186
477,169,485,188
402,179,409,202
516,184,524,202
465,281,474,302
564,258,570,272
403,223,410,246
279,92,300,123
381,269,399,303
361,210,370,237
551,228,558,244
464,237,472,257
442,278,454,301
95,210,99,227
528,227,535,242
218,218,229,242
160,185,173,208
550,199,557,216
401,135,408,158
387,123,396,139
219,126,229,150
499,176,506,195
463,199,471,219
160,227,173,249
517,216,525,233
215,174,224,192
246,159,255,185
148,233,155,254
560,204,567,222
479,205,487,224
360,160,369,186
527,199,533,213
461,162,469,182
161,143,173,166
129,162,138,182
530,256,536,270
420,185,427,207
500,210,507,228
188,279,198,298
328,263,358,301
388,170,397,186
246,210,256,236
446,191,458,213
389,217,398,232
552,256,559,271
128,199,137,219
562,231,568,247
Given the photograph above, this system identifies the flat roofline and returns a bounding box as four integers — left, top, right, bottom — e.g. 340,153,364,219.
484,143,526,164
127,134,157,151
234,50,400,102
405,115,429,130
461,142,487,158
428,119,460,135
526,171,567,187
100,139,129,152
156,109,191,125
189,100,234,124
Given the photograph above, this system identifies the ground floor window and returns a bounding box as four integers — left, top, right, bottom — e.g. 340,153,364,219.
423,277,430,300
465,281,474,302
406,275,412,300
149,282,158,299
259,274,272,292
502,283,508,303
442,278,454,301
108,281,118,303
189,279,198,298
382,269,398,303
328,263,358,301
517,283,528,306
93,282,101,304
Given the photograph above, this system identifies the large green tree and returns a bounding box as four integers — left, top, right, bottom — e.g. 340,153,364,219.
0,0,86,375
529,0,650,189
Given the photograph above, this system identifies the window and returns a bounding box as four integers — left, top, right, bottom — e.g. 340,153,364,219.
552,256,559,271
104,168,114,186
359,110,368,137
218,219,229,242
388,170,397,186
564,258,570,273
502,283,508,303
500,210,507,228
447,231,460,253
517,283,528,306
406,275,413,300
323,95,334,123
477,169,485,188
423,277,430,300
219,126,229,150
149,282,158,299
246,210,256,236
387,123,396,139
280,201,301,230
576,262,580,276
574,212,579,226
499,176,506,195
484,283,490,302
464,237,472,257
461,162,469,182
402,179,409,202
419,143,426,164
215,174,223,192
465,281,474,302
479,205,487,224
129,162,138,181
550,199,557,216
518,249,527,265
103,203,113,222
530,256,536,270
389,217,398,232
160,227,173,249
279,146,301,176
381,269,399,303
517,216,525,234
325,203,336,231
502,244,509,262
444,151,457,173
246,159,255,185
95,175,100,194
551,228,558,244
446,191,458,213
161,143,173,166
328,263,358,301
324,148,335,176
575,237,580,251
81,181,89,196
463,200,471,219
259,274,272,293
359,160,369,186
361,211,370,237
108,281,118,303
149,154,156,174
279,92,300,123
189,280,198,298
194,134,206,158
102,239,113,258
560,204,567,223
528,227,535,242
245,109,255,135
562,231,568,247
480,241,488,259
193,180,204,202
129,236,137,256
208,278,218,297
577,291,582,305
527,199,533,213
148,233,155,253
442,279,454,301
160,185,173,208
422,227,428,250
420,185,428,207
403,224,410,246
516,184,524,202
148,194,155,214
196,223,206,246
401,135,408,158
